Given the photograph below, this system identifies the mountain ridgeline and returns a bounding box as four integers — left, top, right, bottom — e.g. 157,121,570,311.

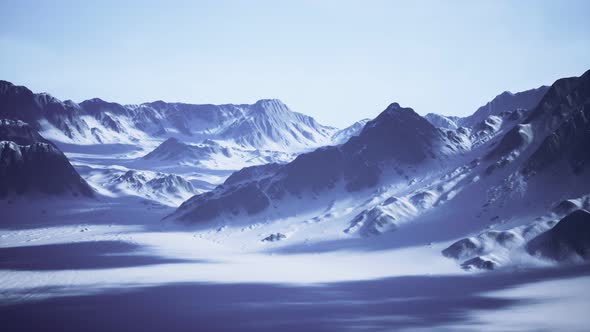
170,103,461,222
0,80,337,151
425,86,550,130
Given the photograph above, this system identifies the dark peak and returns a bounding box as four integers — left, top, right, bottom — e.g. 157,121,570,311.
80,98,128,115
524,69,590,124
346,101,439,163
0,80,33,95
0,118,49,145
377,102,423,121
161,137,182,145
81,97,107,104
145,100,168,109
360,103,430,134
64,99,79,107
386,102,402,111
123,170,136,177
80,97,126,108
0,80,15,88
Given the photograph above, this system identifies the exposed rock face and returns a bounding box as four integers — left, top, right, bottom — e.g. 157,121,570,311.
461,256,497,271
0,119,93,198
459,86,549,128
524,105,590,174
0,81,87,138
0,119,49,145
483,70,590,174
442,238,480,261
527,210,590,261
173,182,270,223
261,233,287,242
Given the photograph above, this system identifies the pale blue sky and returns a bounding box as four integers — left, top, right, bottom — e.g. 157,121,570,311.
1,0,589,127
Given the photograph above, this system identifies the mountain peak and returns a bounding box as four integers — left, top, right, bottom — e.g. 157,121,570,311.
81,97,110,105
0,80,15,88
385,102,402,110
161,137,181,145
254,98,285,106
371,103,426,126
251,99,290,114
381,102,419,116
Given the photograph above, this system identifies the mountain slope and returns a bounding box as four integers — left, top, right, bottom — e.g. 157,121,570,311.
219,99,336,150
424,114,459,130
170,103,460,222
458,86,549,128
167,69,590,272
527,209,590,262
331,119,370,144
0,119,93,198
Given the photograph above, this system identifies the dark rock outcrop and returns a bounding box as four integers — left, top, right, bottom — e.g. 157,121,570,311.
0,120,93,198
527,209,590,261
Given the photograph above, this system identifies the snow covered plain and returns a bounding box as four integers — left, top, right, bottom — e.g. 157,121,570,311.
1,138,590,331
2,141,589,332
2,194,590,331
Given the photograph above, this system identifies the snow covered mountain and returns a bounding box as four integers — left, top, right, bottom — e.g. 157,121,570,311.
142,137,232,163
170,69,590,270
0,80,351,206
0,81,338,152
84,168,197,206
170,102,466,222
0,119,93,198
459,86,550,128
424,113,460,130
330,119,370,144
425,86,549,130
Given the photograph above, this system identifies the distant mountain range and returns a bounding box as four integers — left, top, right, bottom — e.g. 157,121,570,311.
0,81,340,151
424,86,549,130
